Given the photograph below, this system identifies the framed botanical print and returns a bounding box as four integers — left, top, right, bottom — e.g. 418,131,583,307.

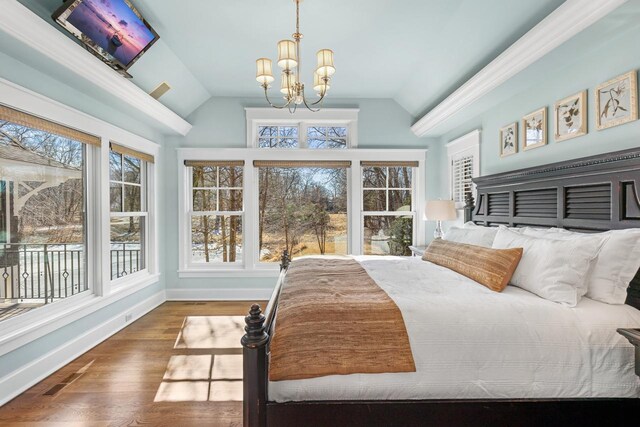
499,122,518,157
522,107,547,151
595,70,638,130
554,90,587,142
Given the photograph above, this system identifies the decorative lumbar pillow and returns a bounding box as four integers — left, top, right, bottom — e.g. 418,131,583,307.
422,239,522,292
444,225,498,248
492,227,606,306
522,227,640,305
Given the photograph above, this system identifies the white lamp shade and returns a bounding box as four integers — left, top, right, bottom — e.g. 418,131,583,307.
280,72,296,94
255,58,274,85
424,200,457,221
277,40,298,69
313,72,330,93
316,49,336,76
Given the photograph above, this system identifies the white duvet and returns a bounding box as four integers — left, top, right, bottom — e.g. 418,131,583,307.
269,256,640,402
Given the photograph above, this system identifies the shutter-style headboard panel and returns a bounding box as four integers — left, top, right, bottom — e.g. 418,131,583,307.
466,147,640,309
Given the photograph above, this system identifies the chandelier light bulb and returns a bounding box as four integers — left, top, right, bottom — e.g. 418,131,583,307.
316,49,335,77
313,72,330,93
280,72,296,95
256,58,275,85
277,40,298,70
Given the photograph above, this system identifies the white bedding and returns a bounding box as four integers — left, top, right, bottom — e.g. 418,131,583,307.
269,256,640,402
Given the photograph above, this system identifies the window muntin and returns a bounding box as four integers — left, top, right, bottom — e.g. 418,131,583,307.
189,164,244,264
258,126,299,148
362,165,415,256
0,114,88,308
109,147,147,279
307,126,348,149
257,164,348,263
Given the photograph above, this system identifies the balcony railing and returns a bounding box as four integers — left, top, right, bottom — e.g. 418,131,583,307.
0,243,141,303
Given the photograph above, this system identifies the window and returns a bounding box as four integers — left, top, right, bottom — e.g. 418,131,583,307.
0,104,98,310
186,161,244,265
258,126,299,148
109,143,152,280
362,161,417,256
307,126,348,149
255,160,349,263
446,130,480,207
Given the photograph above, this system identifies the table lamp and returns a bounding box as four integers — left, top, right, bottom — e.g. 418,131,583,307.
425,200,457,239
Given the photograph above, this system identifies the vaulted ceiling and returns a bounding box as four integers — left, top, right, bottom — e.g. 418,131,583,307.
17,0,567,121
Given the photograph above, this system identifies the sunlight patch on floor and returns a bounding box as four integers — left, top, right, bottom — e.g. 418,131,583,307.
174,316,245,349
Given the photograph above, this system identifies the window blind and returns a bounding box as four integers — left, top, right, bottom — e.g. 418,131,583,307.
110,142,155,164
184,160,245,167
360,161,419,167
0,104,101,147
253,160,351,168
452,155,474,203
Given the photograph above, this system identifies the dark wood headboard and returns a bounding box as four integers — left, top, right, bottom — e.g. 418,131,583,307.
464,147,640,310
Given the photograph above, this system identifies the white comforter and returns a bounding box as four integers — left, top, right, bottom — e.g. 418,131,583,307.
269,256,640,402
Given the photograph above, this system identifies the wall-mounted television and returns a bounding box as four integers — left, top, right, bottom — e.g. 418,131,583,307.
52,0,159,71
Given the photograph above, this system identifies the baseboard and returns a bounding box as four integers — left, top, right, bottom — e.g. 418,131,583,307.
0,290,166,407
165,287,273,301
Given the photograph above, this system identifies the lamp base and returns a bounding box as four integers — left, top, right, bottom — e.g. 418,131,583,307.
433,220,444,239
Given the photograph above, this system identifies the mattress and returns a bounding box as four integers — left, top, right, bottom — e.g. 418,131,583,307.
268,256,640,402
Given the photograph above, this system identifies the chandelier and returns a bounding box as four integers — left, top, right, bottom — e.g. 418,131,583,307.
255,0,335,113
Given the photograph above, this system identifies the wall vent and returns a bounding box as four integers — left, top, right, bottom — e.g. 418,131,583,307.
149,82,171,100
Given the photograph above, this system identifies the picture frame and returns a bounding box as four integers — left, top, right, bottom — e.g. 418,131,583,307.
554,90,587,142
499,122,518,157
522,107,547,151
595,70,638,130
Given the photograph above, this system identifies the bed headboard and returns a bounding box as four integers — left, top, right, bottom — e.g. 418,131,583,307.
465,147,640,310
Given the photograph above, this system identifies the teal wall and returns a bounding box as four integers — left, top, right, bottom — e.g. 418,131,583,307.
164,97,439,291
439,12,640,177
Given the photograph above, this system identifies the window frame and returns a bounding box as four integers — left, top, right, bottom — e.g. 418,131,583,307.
246,108,359,149
0,79,160,357
446,129,481,209
108,148,150,282
177,148,427,278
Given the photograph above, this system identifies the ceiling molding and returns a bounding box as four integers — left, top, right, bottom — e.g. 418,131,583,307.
0,1,192,136
410,0,627,137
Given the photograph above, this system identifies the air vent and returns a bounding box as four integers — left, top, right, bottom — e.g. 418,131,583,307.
149,82,171,100
487,192,509,216
565,184,611,220
515,188,557,218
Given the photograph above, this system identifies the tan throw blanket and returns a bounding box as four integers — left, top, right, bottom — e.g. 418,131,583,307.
269,257,416,381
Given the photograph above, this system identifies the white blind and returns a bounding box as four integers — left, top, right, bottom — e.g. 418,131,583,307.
452,155,474,203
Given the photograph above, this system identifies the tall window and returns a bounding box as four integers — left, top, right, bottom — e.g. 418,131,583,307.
451,155,474,204
187,161,244,264
0,105,98,307
446,129,480,206
109,143,151,279
362,162,417,256
256,161,349,262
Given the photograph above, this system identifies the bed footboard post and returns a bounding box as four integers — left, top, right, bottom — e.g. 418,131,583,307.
464,192,475,223
241,304,269,427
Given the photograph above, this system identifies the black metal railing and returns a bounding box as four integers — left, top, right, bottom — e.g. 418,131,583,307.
110,242,142,280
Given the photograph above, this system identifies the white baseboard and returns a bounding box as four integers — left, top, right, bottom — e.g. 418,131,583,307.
165,287,273,301
0,290,166,407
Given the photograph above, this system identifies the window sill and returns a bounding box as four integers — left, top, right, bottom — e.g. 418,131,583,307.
110,270,158,293
178,269,280,278
0,273,162,357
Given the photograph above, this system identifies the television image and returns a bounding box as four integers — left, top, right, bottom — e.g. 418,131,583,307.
52,0,159,71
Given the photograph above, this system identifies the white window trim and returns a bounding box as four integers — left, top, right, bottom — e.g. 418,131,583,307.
245,108,359,149
177,148,427,278
446,129,481,209
0,77,161,357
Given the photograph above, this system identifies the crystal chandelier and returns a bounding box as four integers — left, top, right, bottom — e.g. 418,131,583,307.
255,0,335,113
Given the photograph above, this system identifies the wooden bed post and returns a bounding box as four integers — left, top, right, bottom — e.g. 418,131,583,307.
241,304,269,427
464,192,475,223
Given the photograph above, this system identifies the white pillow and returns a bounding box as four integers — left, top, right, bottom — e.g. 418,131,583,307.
521,227,640,304
492,227,606,306
444,225,498,248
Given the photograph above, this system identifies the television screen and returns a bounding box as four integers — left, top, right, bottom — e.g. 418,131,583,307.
53,0,159,70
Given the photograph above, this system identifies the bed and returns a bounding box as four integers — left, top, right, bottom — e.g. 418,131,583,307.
242,147,640,427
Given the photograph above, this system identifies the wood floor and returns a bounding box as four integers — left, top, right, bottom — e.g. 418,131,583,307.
0,301,264,427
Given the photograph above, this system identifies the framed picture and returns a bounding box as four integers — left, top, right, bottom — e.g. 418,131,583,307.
554,91,587,142
595,70,638,130
522,107,547,151
499,122,518,157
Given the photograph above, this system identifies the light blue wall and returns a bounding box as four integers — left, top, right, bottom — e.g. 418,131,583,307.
164,97,439,291
439,13,640,178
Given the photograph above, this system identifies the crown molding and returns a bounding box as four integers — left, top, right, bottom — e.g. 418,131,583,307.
0,1,192,136
411,0,627,137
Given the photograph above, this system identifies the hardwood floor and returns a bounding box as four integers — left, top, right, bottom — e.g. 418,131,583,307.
0,301,264,427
